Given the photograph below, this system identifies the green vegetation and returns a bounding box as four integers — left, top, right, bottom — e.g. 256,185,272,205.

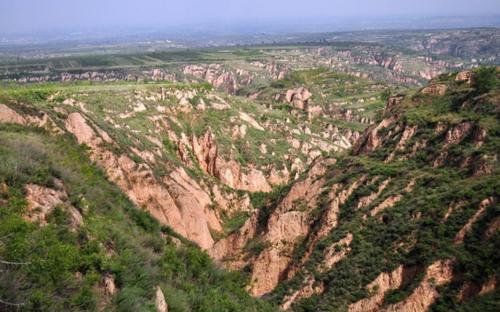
222,211,250,235
473,67,498,95
0,125,276,311
267,70,500,311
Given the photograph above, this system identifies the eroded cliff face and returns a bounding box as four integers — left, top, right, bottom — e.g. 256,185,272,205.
211,163,380,299
210,159,337,294
182,128,272,193
248,159,336,296
64,112,221,249
420,84,448,96
348,260,454,312
0,103,27,124
0,103,62,134
349,265,409,312
353,116,398,155
382,260,454,312
0,82,309,251
279,232,354,309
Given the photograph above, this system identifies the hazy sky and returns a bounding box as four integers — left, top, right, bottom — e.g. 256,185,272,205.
1,0,500,33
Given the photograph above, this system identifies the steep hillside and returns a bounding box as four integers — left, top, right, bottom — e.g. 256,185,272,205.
0,123,275,310
211,68,500,310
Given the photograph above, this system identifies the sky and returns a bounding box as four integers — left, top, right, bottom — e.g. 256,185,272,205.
1,0,500,34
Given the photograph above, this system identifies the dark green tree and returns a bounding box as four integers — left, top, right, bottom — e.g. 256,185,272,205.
473,67,498,95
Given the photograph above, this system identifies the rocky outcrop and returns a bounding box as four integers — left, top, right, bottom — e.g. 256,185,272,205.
418,70,442,80
150,69,176,82
370,194,403,216
249,247,295,296
472,127,487,148
214,164,385,298
327,108,373,125
462,153,496,177
286,175,366,281
155,286,168,312
285,87,312,110
368,179,415,216
357,178,391,209
354,117,397,155
231,124,247,139
281,276,324,310
191,129,218,175
282,87,322,118
267,166,290,186
209,214,259,270
24,183,66,226
210,160,335,296
102,274,116,296
0,103,27,124
385,95,405,113
65,112,112,145
266,62,288,80
386,125,417,161
183,64,238,93
374,54,400,71
239,112,264,131
157,87,226,112
455,70,473,84
444,122,473,146
349,260,453,312
320,233,354,272
165,168,223,246
396,125,418,149
420,84,448,96
217,162,272,193
24,180,83,230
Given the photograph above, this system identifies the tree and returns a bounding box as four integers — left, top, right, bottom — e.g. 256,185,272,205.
473,67,498,95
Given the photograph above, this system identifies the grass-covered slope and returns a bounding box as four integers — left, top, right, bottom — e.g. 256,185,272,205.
0,124,275,311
